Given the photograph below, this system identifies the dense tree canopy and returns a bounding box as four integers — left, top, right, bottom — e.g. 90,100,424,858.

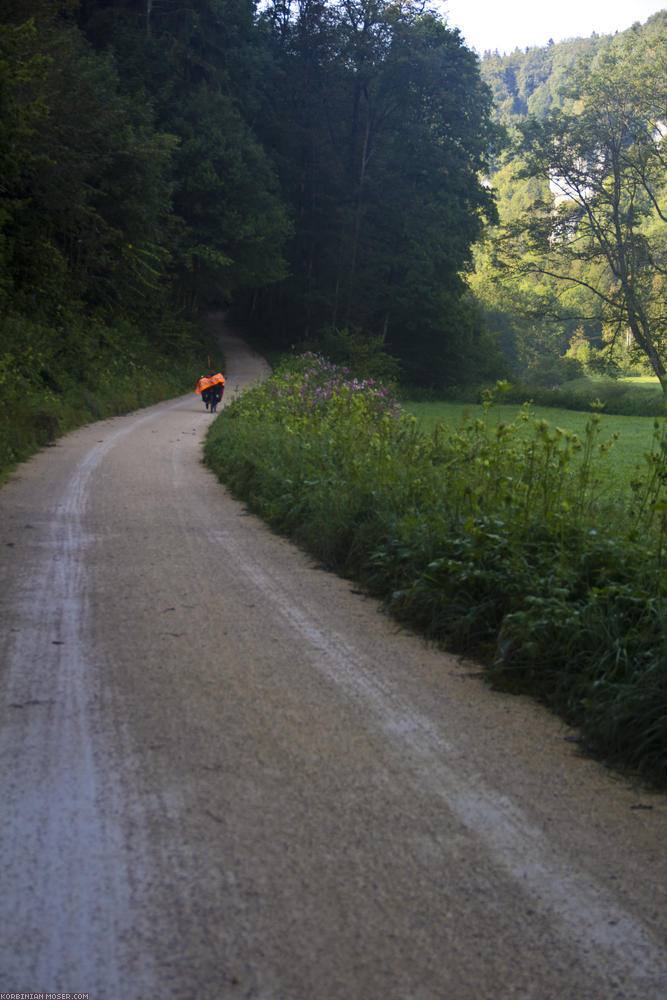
76,0,292,312
0,13,175,321
0,0,508,390
247,0,503,384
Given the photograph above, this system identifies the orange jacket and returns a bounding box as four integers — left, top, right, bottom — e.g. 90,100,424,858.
196,373,226,394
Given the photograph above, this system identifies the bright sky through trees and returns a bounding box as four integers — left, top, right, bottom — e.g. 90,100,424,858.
440,0,665,54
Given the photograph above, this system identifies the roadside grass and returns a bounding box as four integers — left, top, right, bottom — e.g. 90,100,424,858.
0,312,219,483
205,357,667,790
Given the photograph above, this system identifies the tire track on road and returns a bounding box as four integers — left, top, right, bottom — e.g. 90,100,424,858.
0,404,184,994
209,529,667,999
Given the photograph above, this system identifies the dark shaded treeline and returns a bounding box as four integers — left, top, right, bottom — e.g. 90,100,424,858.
0,0,506,389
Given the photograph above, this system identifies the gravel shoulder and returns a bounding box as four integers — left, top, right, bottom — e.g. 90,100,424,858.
0,316,666,999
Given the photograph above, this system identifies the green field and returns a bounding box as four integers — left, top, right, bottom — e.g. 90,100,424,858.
403,399,662,497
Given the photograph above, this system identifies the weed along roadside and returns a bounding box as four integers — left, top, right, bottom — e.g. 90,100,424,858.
204,354,667,789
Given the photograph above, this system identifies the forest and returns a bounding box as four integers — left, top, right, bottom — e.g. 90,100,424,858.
0,1,666,471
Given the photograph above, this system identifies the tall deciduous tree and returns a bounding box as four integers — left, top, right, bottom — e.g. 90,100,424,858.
251,0,502,385
506,28,667,389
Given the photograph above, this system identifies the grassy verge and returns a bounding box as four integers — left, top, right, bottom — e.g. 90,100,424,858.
205,356,667,789
0,311,221,482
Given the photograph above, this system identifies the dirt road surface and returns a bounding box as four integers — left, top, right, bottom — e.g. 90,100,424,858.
1,320,666,1000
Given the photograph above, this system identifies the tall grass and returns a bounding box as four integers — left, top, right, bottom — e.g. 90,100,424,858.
405,401,658,500
205,358,667,788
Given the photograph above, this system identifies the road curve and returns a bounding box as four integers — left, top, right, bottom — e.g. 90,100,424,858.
0,319,666,1000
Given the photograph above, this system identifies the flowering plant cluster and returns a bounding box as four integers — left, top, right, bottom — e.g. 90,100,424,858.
259,353,403,427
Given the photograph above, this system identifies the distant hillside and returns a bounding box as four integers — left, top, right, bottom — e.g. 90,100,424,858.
480,9,667,125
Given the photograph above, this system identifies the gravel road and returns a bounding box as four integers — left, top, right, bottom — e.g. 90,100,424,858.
1,319,666,1000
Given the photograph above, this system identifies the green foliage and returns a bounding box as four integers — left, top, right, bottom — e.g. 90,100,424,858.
314,327,402,384
0,15,178,320
0,308,214,479
481,32,605,126
245,0,503,387
509,27,667,385
206,361,667,786
475,381,663,420
168,86,290,310
77,0,292,313
477,12,667,387
0,0,292,472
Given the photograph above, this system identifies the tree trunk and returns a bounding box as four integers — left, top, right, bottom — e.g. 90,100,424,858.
345,106,371,326
626,302,667,394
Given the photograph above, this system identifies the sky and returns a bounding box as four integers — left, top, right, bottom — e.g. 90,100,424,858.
438,0,665,55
